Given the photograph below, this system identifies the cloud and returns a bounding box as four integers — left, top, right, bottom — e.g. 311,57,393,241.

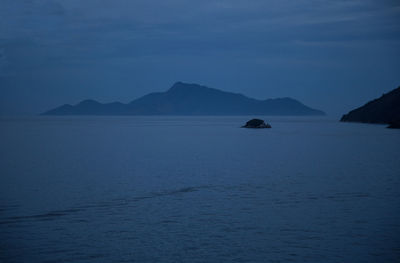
1,0,398,57
0,47,7,76
0,0,399,81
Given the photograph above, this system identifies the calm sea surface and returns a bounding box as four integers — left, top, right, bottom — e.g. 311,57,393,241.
0,116,399,262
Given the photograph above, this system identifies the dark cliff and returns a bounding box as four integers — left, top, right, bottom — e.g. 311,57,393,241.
341,86,400,124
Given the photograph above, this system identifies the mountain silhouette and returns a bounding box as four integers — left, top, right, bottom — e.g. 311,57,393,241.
43,82,325,116
341,86,400,124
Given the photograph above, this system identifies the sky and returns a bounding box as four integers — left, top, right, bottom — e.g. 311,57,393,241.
0,0,399,116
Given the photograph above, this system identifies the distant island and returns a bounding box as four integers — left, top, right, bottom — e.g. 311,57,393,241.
341,86,400,127
43,82,325,116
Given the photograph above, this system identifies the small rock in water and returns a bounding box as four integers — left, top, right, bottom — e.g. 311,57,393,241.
242,119,271,128
387,120,400,129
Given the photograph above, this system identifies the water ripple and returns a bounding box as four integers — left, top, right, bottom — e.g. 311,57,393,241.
0,185,212,225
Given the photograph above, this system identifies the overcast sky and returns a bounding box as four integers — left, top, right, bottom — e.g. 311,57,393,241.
0,0,399,116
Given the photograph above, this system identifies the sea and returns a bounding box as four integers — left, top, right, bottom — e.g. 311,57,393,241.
0,116,399,263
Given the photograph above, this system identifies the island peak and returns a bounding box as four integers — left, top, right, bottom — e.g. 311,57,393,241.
43,82,325,116
341,86,400,127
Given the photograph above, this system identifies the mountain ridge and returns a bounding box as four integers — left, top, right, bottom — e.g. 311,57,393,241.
341,86,400,124
43,82,325,116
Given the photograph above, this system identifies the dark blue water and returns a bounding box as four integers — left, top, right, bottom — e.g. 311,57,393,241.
1,116,399,262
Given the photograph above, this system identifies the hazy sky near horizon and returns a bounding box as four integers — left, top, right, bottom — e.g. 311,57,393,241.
0,0,399,116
